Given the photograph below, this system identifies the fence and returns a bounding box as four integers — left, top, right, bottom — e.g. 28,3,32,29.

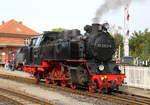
120,66,150,89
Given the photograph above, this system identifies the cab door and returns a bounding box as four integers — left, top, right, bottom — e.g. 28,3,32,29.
32,36,43,65
28,37,38,64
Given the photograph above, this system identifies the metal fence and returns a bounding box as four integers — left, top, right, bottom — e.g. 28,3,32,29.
120,66,150,89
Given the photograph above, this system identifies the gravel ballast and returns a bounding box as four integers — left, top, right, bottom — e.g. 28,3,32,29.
0,68,121,105
0,78,121,105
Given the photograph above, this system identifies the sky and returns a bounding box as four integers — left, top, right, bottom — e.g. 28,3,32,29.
0,0,149,34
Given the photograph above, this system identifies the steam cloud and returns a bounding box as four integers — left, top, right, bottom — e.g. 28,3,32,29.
93,0,136,23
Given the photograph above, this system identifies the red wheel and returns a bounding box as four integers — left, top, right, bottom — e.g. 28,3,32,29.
35,77,40,84
89,82,98,93
45,79,50,84
34,72,40,84
53,81,58,86
71,84,76,89
89,85,94,93
61,81,67,87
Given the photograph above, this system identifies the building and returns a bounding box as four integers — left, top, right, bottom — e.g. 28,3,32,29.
0,19,39,64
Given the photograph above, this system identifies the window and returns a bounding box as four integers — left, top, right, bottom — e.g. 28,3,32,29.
16,27,21,31
31,38,37,46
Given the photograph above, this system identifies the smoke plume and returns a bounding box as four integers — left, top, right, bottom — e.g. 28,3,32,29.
93,0,133,23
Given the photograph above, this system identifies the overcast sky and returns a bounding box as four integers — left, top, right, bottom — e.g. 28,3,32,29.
0,0,149,34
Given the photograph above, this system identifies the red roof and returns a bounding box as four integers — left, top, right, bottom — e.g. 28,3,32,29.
0,19,39,35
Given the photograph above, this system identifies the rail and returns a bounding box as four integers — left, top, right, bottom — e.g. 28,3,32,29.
0,73,149,105
0,87,53,105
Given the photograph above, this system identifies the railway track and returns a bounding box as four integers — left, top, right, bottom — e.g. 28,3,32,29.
0,94,21,105
0,73,150,105
112,91,150,105
0,87,52,105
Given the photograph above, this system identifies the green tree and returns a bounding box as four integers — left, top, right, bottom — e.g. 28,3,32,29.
129,29,150,59
113,33,124,57
51,28,64,32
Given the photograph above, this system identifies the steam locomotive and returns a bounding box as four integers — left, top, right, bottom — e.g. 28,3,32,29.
14,23,125,93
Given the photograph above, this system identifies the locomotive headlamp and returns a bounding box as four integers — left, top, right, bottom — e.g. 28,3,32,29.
99,65,104,71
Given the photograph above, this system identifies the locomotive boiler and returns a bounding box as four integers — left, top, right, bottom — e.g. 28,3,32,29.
15,23,125,93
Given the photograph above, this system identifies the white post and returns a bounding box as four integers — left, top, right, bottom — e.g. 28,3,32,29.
124,5,130,57
124,37,129,56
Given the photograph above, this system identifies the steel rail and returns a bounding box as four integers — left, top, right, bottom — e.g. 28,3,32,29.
0,94,24,105
112,92,150,105
0,73,149,105
0,87,53,105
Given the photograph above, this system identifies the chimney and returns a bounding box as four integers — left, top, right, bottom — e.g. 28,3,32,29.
92,23,99,33
2,21,4,24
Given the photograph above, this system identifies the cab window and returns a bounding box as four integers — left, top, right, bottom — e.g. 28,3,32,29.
30,38,38,46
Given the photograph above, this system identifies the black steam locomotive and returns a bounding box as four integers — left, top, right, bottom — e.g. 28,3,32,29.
15,23,125,93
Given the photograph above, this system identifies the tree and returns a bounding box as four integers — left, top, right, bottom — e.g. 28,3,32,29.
113,33,124,57
129,29,150,59
51,28,64,32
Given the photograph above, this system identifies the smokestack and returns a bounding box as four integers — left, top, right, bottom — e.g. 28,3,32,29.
92,24,100,33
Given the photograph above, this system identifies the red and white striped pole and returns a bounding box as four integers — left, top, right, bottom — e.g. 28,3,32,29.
124,5,130,57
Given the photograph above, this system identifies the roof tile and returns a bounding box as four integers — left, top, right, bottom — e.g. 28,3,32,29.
0,19,39,35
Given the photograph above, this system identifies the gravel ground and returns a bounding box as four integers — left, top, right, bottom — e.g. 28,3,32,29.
0,78,121,105
0,67,30,78
120,85,150,98
1,68,150,98
0,97,16,105
1,68,150,104
0,68,122,105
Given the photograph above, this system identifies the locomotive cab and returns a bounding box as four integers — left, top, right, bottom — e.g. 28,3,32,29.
24,36,43,65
